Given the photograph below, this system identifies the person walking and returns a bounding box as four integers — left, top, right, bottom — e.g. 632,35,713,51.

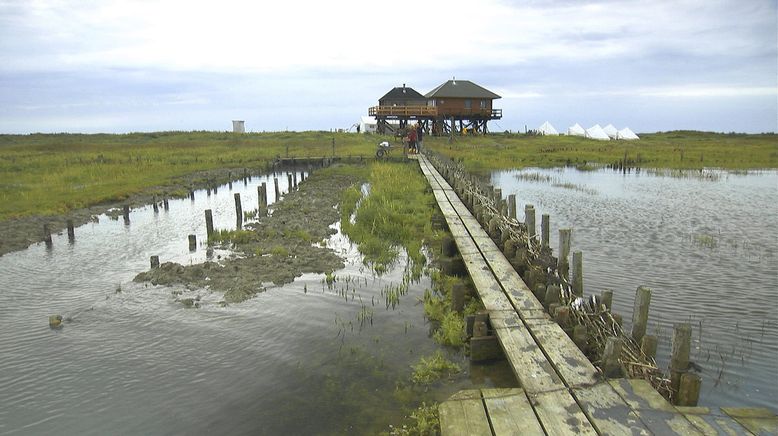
416,123,423,152
408,127,418,154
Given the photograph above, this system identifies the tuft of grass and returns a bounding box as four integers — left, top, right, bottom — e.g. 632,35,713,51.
209,229,255,245
433,312,466,347
410,351,460,386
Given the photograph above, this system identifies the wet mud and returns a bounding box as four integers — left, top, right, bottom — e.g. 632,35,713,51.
134,165,366,304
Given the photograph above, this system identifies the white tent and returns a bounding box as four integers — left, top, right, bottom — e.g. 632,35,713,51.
603,124,618,139
537,121,559,135
568,123,586,136
617,127,639,140
585,124,611,141
359,116,377,134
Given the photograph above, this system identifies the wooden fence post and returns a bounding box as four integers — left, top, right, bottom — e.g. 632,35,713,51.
572,251,583,296
234,193,243,228
205,209,214,240
525,204,536,238
274,177,280,200
558,229,571,280
507,194,516,220
670,323,692,399
258,183,267,217
631,286,652,344
541,214,550,249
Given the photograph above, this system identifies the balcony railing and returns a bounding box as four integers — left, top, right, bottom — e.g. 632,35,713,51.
368,106,502,119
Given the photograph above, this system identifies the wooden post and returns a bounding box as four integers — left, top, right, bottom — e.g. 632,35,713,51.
188,234,196,251
43,224,52,247
205,209,214,240
670,323,692,398
123,205,130,222
572,251,583,296
293,171,298,188
258,183,267,217
558,229,571,280
631,286,652,344
274,177,280,200
234,193,243,228
641,334,658,360
287,174,292,192
602,337,623,378
152,196,159,213
521,202,532,231
677,373,702,407
150,255,160,269
572,324,588,351
541,214,550,249
163,199,169,210
493,187,502,208
66,220,75,242
544,284,559,309
451,283,465,313
507,194,516,220
189,190,195,201
600,289,613,311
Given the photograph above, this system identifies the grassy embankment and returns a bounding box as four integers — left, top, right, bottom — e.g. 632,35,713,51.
426,131,778,173
0,131,378,222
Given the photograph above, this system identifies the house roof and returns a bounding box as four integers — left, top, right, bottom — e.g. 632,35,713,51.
425,80,501,99
379,85,425,101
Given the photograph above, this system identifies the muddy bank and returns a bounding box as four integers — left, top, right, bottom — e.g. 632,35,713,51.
134,165,366,304
0,165,297,257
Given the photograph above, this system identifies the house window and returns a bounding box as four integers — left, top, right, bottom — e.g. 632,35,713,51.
464,99,472,109
480,100,487,109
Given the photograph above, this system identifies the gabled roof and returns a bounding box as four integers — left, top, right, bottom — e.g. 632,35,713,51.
379,85,425,101
425,80,501,99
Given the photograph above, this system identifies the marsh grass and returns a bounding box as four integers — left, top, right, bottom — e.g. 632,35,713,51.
410,350,461,386
0,131,379,221
428,131,777,173
340,162,440,277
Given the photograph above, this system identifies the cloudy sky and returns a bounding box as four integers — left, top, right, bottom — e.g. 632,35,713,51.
0,0,775,133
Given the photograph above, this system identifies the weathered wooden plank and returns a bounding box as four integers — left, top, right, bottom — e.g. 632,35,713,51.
525,318,600,388
439,390,492,436
481,388,545,435
721,408,778,435
480,249,547,313
609,379,704,435
498,325,564,393
460,256,515,312
677,407,751,435
573,382,651,435
528,389,598,435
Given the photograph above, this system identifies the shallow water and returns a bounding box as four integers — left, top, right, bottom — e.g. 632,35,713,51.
0,170,511,435
491,167,778,411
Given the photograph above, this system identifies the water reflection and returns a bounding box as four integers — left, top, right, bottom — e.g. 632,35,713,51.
491,167,778,410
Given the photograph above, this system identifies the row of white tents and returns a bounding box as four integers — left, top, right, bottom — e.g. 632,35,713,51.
538,121,639,140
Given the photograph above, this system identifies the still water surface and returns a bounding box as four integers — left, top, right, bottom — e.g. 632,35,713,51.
0,171,507,435
491,167,778,411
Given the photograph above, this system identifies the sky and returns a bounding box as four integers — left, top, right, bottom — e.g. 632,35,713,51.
0,0,776,134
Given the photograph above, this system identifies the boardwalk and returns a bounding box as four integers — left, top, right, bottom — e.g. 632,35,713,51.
415,154,777,436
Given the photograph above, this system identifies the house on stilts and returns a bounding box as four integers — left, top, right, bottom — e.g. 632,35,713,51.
368,79,502,136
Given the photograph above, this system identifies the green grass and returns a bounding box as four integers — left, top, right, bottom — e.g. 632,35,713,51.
410,351,460,386
427,131,778,173
0,131,381,221
340,162,440,277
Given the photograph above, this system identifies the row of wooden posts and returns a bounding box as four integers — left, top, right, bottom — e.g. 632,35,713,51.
426,151,701,407
149,170,308,270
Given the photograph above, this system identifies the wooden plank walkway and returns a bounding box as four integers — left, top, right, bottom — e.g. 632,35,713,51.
415,155,777,436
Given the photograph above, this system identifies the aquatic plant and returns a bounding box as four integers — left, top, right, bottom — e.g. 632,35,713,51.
410,351,461,386
433,312,466,347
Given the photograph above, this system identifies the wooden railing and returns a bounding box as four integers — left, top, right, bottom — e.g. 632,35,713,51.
368,106,502,119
